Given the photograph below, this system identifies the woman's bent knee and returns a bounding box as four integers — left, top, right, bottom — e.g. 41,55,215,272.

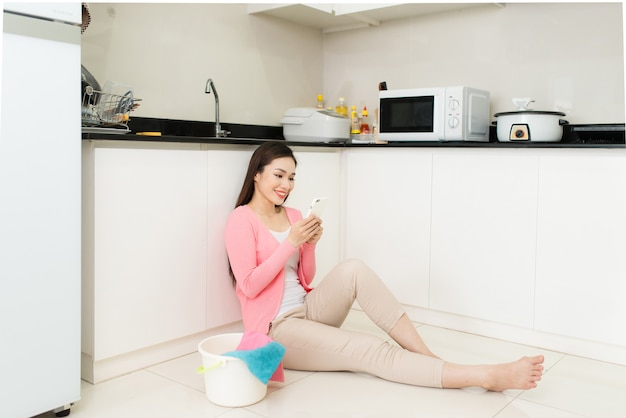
335,258,370,275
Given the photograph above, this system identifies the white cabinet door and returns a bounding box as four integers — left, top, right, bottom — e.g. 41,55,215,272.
429,150,538,327
289,149,343,285
93,147,208,360
535,151,626,347
344,149,433,307
204,149,252,328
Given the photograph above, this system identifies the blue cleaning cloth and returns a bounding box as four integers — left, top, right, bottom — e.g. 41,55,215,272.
223,341,286,385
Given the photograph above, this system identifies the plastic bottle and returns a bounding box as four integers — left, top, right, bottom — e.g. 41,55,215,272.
350,106,361,135
360,106,371,134
335,97,348,116
316,94,325,109
372,119,379,143
373,107,386,143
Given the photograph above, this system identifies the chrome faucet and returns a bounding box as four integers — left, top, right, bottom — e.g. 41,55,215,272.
205,78,230,137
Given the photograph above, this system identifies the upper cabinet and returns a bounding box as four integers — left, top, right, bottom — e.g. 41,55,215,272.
247,3,501,33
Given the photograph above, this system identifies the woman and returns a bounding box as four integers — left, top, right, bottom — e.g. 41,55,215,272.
224,141,544,391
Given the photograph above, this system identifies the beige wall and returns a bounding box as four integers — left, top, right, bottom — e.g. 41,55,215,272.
81,3,323,125
82,3,624,126
323,3,625,124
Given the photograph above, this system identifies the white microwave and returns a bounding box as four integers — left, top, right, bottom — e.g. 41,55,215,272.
378,86,490,142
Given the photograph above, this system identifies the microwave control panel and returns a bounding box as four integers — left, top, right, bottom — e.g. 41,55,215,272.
444,87,490,141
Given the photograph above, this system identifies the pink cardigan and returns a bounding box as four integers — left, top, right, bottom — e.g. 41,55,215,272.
224,205,316,334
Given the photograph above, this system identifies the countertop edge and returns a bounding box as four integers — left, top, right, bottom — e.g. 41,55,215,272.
82,133,626,149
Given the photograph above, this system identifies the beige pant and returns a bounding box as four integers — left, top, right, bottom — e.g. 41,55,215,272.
269,259,444,388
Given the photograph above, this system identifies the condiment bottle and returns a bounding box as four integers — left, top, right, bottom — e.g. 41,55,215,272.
350,106,361,135
335,97,348,116
360,106,371,134
316,94,325,109
374,108,385,143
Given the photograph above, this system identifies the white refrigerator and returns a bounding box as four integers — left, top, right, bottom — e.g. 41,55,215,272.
1,3,81,417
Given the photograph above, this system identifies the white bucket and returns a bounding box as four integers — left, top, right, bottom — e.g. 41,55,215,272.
197,333,268,407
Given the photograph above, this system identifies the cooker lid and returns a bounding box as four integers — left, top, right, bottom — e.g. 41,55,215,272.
283,107,347,120
283,107,317,118
495,97,566,117
494,110,566,117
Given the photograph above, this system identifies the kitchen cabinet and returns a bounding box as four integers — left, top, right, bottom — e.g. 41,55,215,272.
82,142,344,381
429,150,539,328
343,147,540,325
88,146,210,361
248,3,494,33
535,151,626,347
204,149,254,329
344,148,433,308
340,146,625,365
82,140,626,370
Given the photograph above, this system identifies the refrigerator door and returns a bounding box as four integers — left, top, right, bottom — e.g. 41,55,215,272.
1,7,81,418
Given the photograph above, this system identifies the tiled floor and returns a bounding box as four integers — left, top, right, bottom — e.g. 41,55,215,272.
35,310,626,418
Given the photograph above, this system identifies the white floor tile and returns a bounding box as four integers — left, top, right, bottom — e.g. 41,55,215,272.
519,355,626,418
266,368,316,393
417,325,563,369
147,352,205,391
216,409,268,417
66,370,228,418
245,371,516,418
496,398,589,418
30,314,626,418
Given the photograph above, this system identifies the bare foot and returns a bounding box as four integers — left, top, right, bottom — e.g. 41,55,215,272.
483,355,545,391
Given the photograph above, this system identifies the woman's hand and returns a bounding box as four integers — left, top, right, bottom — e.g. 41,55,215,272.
306,216,323,245
287,215,323,247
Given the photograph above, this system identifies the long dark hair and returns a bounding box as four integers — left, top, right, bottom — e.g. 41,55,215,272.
235,141,297,208
228,142,298,285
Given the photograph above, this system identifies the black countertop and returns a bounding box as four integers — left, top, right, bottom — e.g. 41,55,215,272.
82,117,625,149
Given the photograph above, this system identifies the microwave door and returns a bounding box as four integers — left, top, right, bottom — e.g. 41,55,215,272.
380,96,438,140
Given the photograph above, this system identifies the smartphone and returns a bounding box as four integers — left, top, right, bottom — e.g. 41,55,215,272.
306,197,328,218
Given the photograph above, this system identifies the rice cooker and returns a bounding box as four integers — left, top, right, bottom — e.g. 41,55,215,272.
493,98,568,142
280,107,350,142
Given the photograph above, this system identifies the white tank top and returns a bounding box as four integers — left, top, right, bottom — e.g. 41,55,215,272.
270,228,306,318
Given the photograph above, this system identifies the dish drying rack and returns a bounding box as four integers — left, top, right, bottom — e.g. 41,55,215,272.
81,82,139,129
